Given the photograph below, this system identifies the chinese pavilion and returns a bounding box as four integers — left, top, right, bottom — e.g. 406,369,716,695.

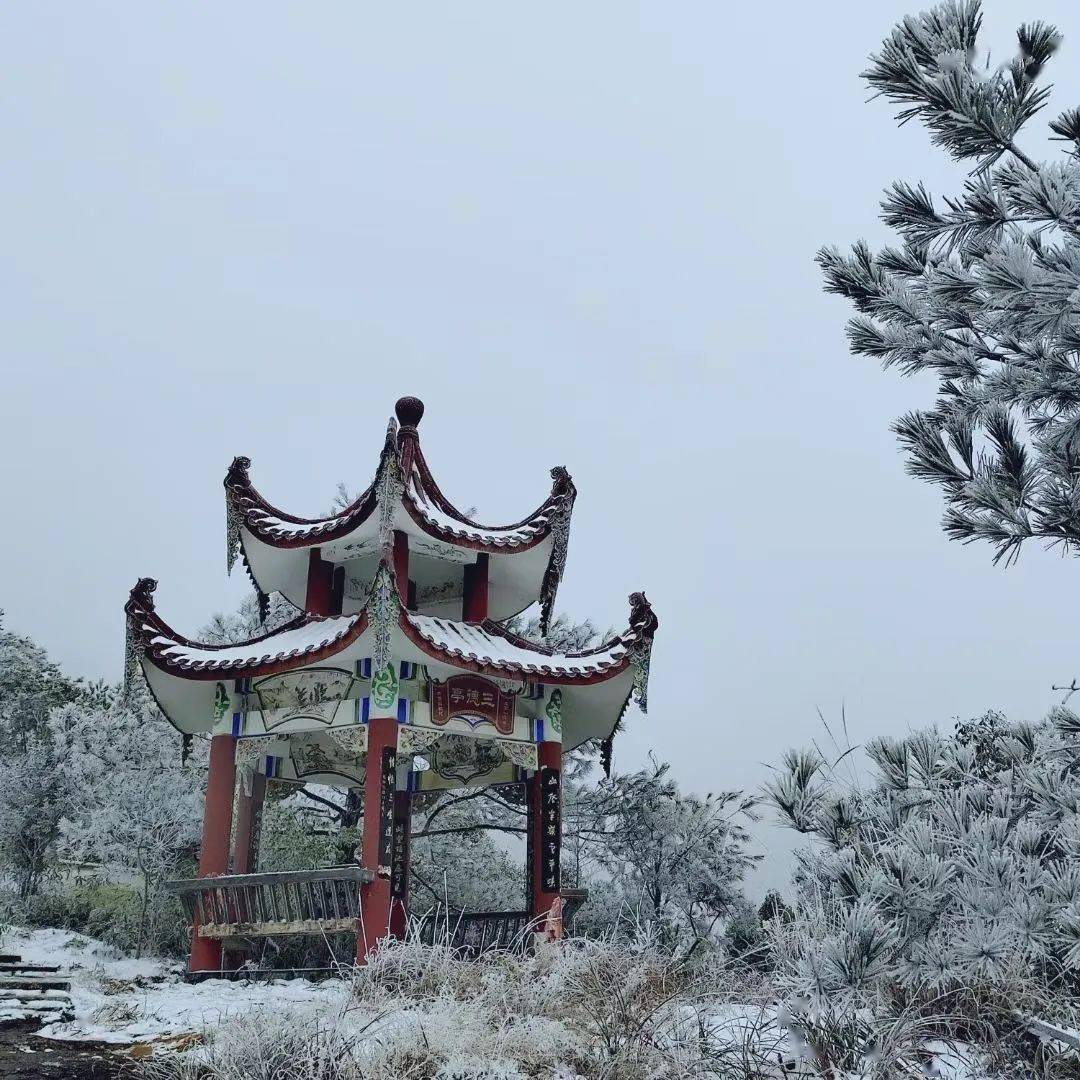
125,396,657,974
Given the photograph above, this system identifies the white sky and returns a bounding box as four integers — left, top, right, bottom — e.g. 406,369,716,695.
3,1,1079,893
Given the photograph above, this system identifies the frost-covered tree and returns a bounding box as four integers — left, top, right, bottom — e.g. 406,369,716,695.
573,757,758,956
409,794,525,913
819,1,1080,566
766,711,1080,1035
0,731,67,900
200,590,299,644
0,613,100,897
0,613,81,743
50,693,203,957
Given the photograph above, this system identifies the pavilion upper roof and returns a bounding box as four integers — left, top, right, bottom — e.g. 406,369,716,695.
124,568,657,752
226,397,576,629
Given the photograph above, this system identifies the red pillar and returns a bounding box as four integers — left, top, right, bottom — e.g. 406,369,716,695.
528,741,563,939
190,734,237,973
306,549,333,614
462,553,489,622
232,772,266,875
357,715,397,964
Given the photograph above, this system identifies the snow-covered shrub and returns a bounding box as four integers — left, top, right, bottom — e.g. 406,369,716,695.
15,880,191,959
142,937,776,1080
766,711,1080,1051
138,1005,378,1080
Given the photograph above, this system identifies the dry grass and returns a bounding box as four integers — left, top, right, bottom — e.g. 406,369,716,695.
138,936,778,1080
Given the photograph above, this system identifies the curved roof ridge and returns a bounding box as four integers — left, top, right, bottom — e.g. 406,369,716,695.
404,432,576,533
125,576,367,676
475,592,657,661
225,407,571,550
399,591,657,679
126,568,655,691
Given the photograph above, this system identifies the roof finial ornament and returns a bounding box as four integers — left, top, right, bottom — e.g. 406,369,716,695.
395,396,425,431
123,577,158,696
224,458,252,574
625,591,658,714
127,577,159,616
225,456,252,489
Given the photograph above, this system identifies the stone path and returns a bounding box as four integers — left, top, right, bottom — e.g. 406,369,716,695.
0,1021,124,1080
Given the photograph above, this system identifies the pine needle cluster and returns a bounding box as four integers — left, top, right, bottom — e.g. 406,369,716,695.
820,0,1080,565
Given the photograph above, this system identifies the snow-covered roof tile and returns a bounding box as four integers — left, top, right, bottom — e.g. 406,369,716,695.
153,614,362,671
404,614,628,677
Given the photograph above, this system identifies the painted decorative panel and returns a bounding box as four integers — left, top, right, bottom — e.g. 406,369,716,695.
290,732,364,785
427,733,505,786
253,668,355,729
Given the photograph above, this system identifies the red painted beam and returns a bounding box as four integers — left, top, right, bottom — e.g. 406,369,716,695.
232,772,265,876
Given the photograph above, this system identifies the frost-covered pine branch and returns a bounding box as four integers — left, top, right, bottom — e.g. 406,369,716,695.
820,1,1080,566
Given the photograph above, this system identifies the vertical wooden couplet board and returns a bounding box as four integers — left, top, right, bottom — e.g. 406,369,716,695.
529,750,563,937
390,795,409,900
358,716,398,964
540,766,561,894
389,789,411,940
524,781,535,908
377,746,397,874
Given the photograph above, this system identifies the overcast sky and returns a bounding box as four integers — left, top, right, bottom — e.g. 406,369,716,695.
3,2,1079,893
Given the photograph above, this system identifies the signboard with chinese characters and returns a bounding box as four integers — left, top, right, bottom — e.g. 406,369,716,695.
377,747,397,875
430,674,515,735
540,766,561,894
525,781,535,905
391,793,409,900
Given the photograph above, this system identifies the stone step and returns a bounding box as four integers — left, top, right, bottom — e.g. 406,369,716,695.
0,993,71,1006
0,962,61,974
0,974,72,992
0,954,20,963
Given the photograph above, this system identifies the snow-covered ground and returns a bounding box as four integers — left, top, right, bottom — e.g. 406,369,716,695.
1,927,990,1077
5,927,351,1046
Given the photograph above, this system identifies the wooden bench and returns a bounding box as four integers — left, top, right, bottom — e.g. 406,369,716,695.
165,866,375,941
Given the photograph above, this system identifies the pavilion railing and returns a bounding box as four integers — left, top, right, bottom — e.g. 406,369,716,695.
415,889,589,955
165,867,375,940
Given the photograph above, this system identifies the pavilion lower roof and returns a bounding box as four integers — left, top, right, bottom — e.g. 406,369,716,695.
127,573,652,685
125,569,657,752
